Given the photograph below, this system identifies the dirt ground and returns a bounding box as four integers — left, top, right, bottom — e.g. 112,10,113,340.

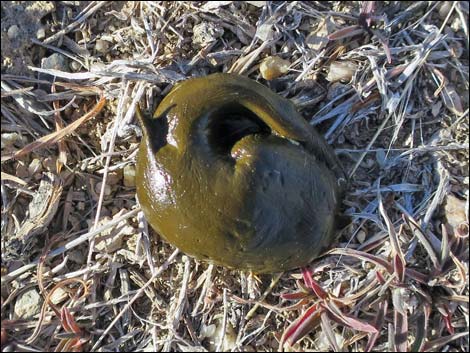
1,1,469,352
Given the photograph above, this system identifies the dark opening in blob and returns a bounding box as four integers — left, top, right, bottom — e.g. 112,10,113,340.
206,103,271,156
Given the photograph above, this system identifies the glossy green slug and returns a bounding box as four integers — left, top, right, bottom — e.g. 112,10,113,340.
136,73,345,273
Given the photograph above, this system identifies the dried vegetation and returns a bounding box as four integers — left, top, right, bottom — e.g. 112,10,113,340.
1,1,469,352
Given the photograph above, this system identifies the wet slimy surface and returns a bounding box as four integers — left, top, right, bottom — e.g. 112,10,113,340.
136,73,345,273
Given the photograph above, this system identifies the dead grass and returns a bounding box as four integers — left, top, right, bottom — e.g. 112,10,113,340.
1,1,469,352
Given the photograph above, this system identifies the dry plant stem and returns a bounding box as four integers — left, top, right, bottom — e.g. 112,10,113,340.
51,263,103,282
216,288,229,352
228,39,273,74
335,218,369,267
163,257,191,351
151,326,158,352
295,49,327,82
320,311,339,351
378,186,406,279
25,235,62,344
0,85,34,97
1,172,27,185
1,2,468,351
245,272,283,321
90,249,180,352
191,264,214,317
86,82,130,269
138,211,157,275
1,96,106,162
119,269,132,331
229,294,283,314
438,2,457,34
348,111,390,179
237,310,274,348
1,80,54,121
51,84,67,173
421,165,450,231
42,1,108,45
1,208,141,283
31,38,86,67
455,3,469,49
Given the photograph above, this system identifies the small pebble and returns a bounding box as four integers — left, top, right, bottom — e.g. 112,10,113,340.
41,53,69,72
95,39,110,53
438,1,453,19
15,162,29,179
7,25,20,40
200,323,216,339
65,7,73,20
357,229,366,243
107,170,122,186
93,216,134,253
306,18,333,51
1,132,23,149
69,60,81,71
14,289,42,319
259,56,290,80
246,1,266,7
451,17,462,32
95,182,112,196
327,61,357,82
208,321,238,351
68,249,85,264
123,165,136,187
42,156,57,172
192,22,224,47
49,287,67,305
444,194,467,235
36,27,46,40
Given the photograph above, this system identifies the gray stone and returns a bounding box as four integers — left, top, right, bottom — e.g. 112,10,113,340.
36,27,46,40
192,22,224,48
14,288,42,319
7,25,20,40
69,60,81,71
41,53,69,72
95,39,110,53
40,53,69,84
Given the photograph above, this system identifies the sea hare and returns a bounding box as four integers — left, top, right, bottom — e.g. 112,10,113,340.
136,73,345,273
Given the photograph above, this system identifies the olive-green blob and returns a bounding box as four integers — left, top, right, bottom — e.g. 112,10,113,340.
136,73,345,273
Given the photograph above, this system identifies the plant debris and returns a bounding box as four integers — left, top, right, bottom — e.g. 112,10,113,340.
1,1,468,352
